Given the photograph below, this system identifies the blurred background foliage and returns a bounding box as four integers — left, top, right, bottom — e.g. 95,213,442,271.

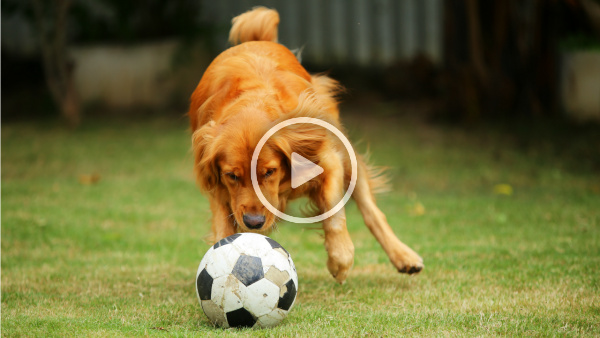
2,0,600,131
2,0,207,44
70,0,202,44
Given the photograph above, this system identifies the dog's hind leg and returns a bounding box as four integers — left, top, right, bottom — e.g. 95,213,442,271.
352,158,424,274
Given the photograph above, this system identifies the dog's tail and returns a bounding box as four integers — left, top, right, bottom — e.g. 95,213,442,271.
229,7,280,46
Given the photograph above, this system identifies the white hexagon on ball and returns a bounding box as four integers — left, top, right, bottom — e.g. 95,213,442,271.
205,244,240,278
196,233,298,329
231,233,273,257
244,279,280,317
211,274,247,313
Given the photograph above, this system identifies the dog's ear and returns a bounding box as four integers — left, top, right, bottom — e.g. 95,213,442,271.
267,121,328,166
266,92,338,166
192,121,220,193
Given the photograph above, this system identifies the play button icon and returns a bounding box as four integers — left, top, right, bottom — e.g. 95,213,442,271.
291,152,324,189
251,117,357,223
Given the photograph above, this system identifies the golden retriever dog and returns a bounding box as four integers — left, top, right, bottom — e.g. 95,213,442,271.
189,7,423,283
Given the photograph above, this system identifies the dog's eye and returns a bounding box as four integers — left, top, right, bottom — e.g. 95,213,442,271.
265,169,275,178
225,173,238,181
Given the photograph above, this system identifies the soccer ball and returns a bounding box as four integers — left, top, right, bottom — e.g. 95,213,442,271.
195,233,298,328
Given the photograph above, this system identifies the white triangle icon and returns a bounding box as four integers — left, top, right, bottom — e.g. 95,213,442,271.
291,152,324,189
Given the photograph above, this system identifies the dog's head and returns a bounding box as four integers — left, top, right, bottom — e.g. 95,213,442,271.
192,104,330,234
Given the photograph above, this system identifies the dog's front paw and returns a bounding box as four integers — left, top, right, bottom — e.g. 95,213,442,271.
390,244,424,275
325,236,355,284
327,253,354,284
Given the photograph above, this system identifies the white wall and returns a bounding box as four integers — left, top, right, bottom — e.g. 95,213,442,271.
70,40,210,108
561,52,600,121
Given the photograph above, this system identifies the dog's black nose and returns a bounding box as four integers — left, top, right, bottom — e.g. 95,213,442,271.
243,214,265,229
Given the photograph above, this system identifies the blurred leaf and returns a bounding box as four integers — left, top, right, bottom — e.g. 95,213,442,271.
408,202,426,216
493,184,513,195
78,173,101,185
150,327,168,331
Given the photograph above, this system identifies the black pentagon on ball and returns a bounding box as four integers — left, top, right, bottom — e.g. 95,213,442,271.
196,268,213,300
265,237,289,255
226,307,256,328
213,233,242,249
232,255,264,286
278,278,296,311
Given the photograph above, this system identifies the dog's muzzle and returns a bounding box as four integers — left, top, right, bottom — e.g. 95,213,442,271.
243,214,266,229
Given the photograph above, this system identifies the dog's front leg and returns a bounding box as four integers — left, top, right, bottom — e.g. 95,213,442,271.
210,198,237,242
323,208,354,284
318,154,355,284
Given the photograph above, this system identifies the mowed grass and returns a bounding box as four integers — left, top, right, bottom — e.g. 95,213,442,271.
2,111,599,337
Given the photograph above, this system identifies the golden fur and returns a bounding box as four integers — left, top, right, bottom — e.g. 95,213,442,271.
189,7,423,283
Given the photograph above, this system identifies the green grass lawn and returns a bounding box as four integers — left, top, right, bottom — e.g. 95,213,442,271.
2,112,599,337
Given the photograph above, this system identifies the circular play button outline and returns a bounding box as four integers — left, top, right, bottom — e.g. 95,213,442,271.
251,117,357,224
